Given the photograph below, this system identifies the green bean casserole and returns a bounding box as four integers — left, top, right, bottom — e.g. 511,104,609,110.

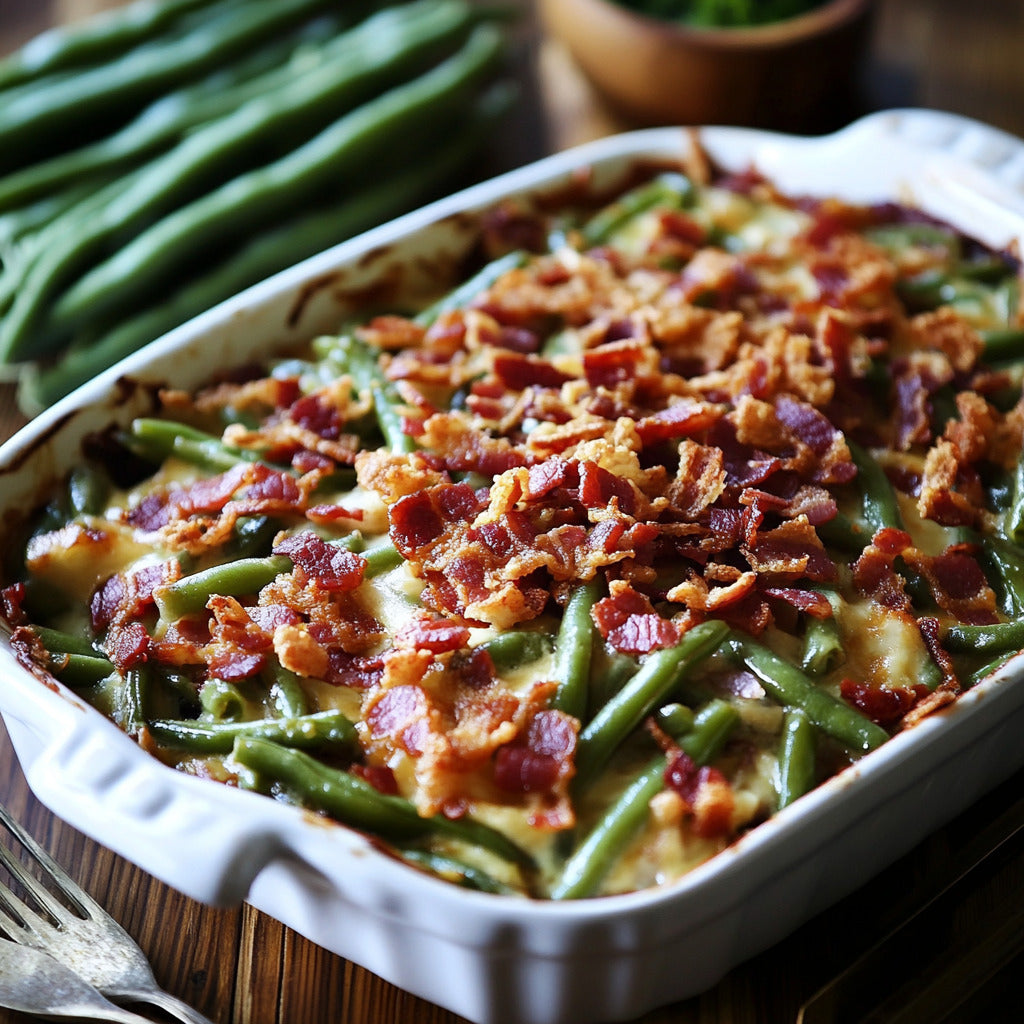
5,156,1024,899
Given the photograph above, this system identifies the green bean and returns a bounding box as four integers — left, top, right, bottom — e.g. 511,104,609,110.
150,708,356,753
0,0,337,169
574,619,729,791
331,334,418,454
552,698,737,900
848,440,902,537
120,664,152,734
968,650,1024,687
11,1,477,361
397,848,519,895
125,418,265,470
42,26,504,345
67,464,110,517
231,736,533,868
942,619,1024,656
18,86,510,409
552,756,664,900
958,527,1024,619
228,516,281,559
414,249,529,327
678,698,739,765
981,327,1024,365
361,539,405,577
1005,452,1024,546
580,172,695,247
154,555,292,621
0,0,230,92
200,678,247,721
777,707,816,809
29,624,98,657
0,13,351,216
550,579,601,720
269,665,309,718
651,702,695,740
479,630,554,672
725,633,889,752
800,590,844,676
52,652,117,688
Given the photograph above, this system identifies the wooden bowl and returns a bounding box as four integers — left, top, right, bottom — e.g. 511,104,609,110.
537,0,876,132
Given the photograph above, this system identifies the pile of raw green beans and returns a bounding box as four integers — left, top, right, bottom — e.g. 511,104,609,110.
0,0,514,412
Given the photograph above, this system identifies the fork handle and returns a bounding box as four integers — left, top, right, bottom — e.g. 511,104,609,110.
120,988,219,1024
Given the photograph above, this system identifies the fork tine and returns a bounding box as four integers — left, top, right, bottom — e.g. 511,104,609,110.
0,803,101,917
0,840,78,928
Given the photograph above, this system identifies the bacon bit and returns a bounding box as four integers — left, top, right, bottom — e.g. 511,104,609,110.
636,399,721,446
351,764,400,795
366,682,434,756
593,582,680,654
493,352,574,390
273,532,366,592
663,750,735,839
0,582,27,626
904,546,998,625
106,621,151,671
493,709,577,794
840,678,926,725
395,616,471,654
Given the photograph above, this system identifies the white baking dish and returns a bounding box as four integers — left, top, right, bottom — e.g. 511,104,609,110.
3,108,1024,1024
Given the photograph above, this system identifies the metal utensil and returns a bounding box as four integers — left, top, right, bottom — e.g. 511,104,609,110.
0,802,216,1024
0,938,157,1023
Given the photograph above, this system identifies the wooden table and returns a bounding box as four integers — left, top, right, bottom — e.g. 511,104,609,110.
3,2,1024,1022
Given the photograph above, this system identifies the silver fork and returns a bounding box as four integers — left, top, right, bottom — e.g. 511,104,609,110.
0,802,217,1024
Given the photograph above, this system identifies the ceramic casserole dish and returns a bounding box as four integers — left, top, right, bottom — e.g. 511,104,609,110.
3,108,1024,1024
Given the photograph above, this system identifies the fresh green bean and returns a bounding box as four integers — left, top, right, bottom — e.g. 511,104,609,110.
581,172,695,247
42,26,504,343
725,633,889,752
574,619,729,791
0,0,229,92
777,707,816,809
478,630,554,672
10,0,477,360
0,14,351,216
552,698,737,900
154,555,292,621
150,708,356,753
0,0,337,168
231,736,534,868
550,579,601,720
18,85,510,409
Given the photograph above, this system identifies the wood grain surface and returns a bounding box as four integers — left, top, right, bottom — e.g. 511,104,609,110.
2,2,1024,1022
